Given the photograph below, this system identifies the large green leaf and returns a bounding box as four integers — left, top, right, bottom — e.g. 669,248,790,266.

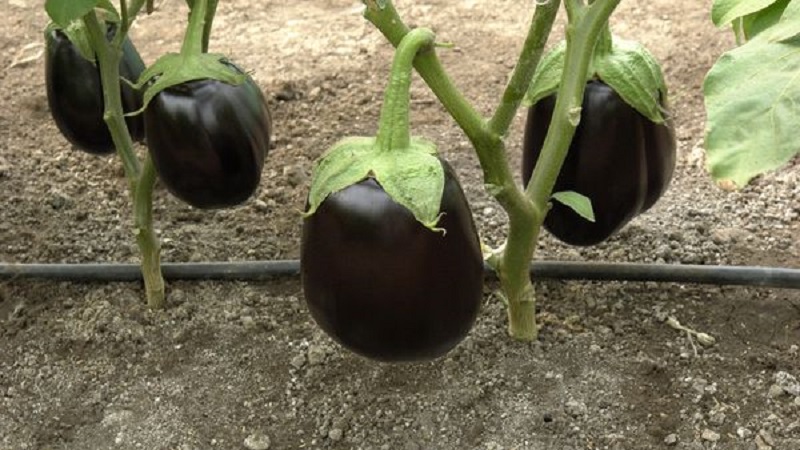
712,0,780,27
704,32,800,187
742,0,792,39
45,0,98,28
765,0,800,41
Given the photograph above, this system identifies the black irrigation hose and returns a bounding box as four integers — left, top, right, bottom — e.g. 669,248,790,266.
1,260,799,289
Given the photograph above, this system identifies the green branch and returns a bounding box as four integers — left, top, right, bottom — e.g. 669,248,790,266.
489,0,561,136
525,0,622,209
82,12,140,181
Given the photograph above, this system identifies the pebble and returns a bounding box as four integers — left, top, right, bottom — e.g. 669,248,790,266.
767,384,786,399
290,354,306,370
701,429,720,442
244,432,271,450
307,345,326,366
709,410,726,426
241,316,257,329
328,428,344,441
774,371,800,397
564,399,587,418
664,433,678,445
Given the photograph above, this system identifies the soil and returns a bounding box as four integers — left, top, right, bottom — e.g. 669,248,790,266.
1,0,799,449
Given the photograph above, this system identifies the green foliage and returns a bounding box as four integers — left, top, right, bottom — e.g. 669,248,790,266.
132,53,246,113
551,191,595,223
45,0,98,28
712,0,780,27
523,35,668,124
741,0,792,39
704,4,800,187
304,137,446,230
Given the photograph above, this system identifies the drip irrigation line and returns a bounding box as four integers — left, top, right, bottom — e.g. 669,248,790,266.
0,260,798,289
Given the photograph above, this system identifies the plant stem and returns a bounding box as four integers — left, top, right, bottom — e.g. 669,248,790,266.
376,28,436,152
203,0,219,52
363,1,525,215
364,0,621,341
83,13,140,182
181,0,208,56
135,157,165,309
524,0,622,211
489,0,561,136
83,11,166,308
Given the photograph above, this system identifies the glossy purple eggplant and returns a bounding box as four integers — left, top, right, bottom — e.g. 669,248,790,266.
44,25,145,154
301,159,483,362
522,80,676,246
143,64,271,209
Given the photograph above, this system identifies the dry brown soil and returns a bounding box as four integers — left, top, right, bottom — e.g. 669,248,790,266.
1,0,799,449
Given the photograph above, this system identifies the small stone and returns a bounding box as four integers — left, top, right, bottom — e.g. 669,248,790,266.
307,345,326,366
241,316,257,329
709,411,726,426
767,384,786,399
244,432,271,450
290,354,306,370
254,199,270,212
283,165,307,188
664,433,679,445
328,428,343,441
564,399,587,418
774,371,800,397
737,427,753,439
701,429,720,442
755,435,772,450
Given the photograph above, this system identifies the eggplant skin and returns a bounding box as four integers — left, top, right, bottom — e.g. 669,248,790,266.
301,159,484,362
44,26,145,155
144,68,271,209
522,80,676,246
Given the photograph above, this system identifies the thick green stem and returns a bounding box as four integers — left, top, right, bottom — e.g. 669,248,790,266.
83,11,165,309
135,158,165,309
375,28,436,152
363,1,528,217
365,0,622,341
181,0,208,56
83,13,140,182
489,0,561,136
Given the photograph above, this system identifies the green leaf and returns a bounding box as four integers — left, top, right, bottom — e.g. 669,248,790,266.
45,0,99,28
742,0,791,39
551,191,595,223
133,53,247,113
594,37,668,123
305,136,445,229
712,0,780,27
523,41,567,107
765,0,800,41
703,34,800,187
96,0,120,22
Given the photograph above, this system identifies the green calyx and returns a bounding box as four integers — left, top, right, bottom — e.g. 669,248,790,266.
305,28,445,230
523,33,669,124
131,0,243,113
